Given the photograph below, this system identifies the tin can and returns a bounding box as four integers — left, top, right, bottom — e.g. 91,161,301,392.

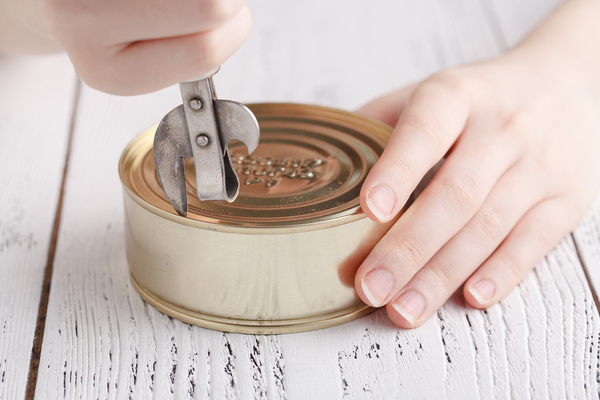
119,103,399,334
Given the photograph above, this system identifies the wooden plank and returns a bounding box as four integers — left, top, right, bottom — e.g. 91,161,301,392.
31,85,181,399
215,0,503,109
34,0,600,398
573,194,600,312
0,54,76,400
488,0,564,48
491,0,600,394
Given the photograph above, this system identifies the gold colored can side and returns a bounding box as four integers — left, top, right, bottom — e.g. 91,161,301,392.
119,103,398,334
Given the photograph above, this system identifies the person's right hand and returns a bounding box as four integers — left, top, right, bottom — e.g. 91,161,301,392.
31,0,251,95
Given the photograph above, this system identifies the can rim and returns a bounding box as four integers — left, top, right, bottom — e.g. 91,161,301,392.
130,272,375,334
119,103,392,234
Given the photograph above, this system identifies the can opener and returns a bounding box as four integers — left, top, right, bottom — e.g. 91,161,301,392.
153,69,260,216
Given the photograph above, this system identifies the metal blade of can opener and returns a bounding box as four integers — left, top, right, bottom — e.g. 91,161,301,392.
153,70,260,216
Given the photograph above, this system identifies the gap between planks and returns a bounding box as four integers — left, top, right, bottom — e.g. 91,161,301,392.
24,78,82,400
572,232,600,313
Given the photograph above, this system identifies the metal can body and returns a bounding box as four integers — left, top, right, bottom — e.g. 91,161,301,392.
119,104,397,334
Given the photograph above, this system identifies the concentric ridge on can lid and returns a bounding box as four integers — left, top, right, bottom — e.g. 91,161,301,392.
120,103,391,232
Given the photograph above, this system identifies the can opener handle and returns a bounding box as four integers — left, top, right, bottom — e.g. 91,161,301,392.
153,70,260,216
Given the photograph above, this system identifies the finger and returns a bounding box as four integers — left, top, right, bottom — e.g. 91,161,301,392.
359,76,471,224
384,165,542,328
356,85,416,127
463,196,578,309
47,0,248,44
73,7,252,95
356,130,520,308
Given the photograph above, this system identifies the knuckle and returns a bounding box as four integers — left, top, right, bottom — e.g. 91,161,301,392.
529,223,550,248
201,0,244,25
475,204,504,240
385,154,416,183
77,69,117,94
189,36,222,70
403,111,444,153
501,254,525,281
420,69,478,106
441,174,479,215
426,70,472,95
74,55,139,95
427,263,456,293
502,110,534,139
392,233,427,268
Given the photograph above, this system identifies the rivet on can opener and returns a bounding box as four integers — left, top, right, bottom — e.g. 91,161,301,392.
153,70,260,216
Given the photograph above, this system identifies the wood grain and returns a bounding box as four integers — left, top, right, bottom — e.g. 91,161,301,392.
573,194,600,311
215,0,504,108
0,54,76,400
489,0,563,48
24,0,600,398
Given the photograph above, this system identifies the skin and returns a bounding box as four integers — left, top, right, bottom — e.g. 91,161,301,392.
0,0,252,95
2,0,599,329
355,0,600,328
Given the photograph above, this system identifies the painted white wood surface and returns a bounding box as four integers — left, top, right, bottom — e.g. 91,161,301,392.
0,54,76,399
489,0,563,48
16,0,598,399
573,194,600,305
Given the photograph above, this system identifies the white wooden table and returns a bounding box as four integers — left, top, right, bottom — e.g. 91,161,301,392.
2,0,600,398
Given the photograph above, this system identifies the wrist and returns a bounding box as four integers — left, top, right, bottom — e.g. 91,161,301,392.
508,0,600,90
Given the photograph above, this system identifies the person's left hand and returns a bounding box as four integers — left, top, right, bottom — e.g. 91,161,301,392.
353,48,600,328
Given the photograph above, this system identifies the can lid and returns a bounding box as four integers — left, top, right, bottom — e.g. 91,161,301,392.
120,103,391,229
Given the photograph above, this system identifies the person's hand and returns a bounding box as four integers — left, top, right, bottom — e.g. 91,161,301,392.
22,0,251,94
354,3,600,328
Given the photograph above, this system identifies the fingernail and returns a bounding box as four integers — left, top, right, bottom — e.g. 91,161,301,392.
366,185,396,222
392,291,425,325
468,279,496,305
361,269,394,307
